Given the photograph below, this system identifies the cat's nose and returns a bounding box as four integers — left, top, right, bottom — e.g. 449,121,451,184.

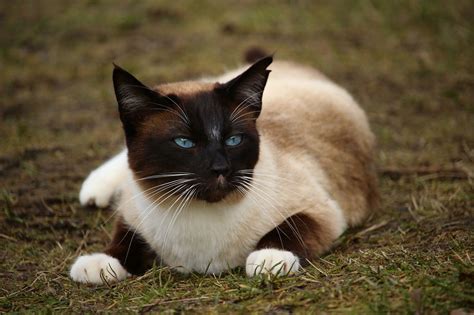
210,154,231,177
211,163,231,177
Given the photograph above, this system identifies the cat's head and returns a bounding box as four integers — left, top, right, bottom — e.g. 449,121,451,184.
113,56,272,203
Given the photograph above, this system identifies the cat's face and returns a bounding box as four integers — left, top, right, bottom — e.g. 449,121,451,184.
113,57,272,203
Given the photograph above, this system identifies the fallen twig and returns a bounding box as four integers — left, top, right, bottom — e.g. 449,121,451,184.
353,220,390,238
380,167,470,180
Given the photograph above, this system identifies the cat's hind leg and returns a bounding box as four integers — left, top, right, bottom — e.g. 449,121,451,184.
79,149,128,208
246,211,345,277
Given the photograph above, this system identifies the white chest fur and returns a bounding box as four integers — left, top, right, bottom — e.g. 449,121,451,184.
124,182,274,274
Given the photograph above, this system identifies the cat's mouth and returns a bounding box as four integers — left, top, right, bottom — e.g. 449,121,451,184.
197,175,235,203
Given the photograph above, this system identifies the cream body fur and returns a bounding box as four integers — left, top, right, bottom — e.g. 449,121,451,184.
73,60,377,281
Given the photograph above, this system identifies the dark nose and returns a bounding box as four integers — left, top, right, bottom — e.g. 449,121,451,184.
211,154,231,176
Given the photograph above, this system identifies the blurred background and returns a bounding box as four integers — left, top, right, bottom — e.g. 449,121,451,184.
1,1,472,313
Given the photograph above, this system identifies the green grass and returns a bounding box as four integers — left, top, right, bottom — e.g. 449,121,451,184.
1,0,473,313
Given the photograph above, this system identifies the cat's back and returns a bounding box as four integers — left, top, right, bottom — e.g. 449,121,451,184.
218,60,372,148
257,61,379,225
261,61,373,149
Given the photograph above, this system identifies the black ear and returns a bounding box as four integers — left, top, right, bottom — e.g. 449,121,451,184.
113,64,159,113
223,56,272,117
113,64,163,134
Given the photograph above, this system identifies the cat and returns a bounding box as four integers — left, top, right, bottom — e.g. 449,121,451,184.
70,51,378,284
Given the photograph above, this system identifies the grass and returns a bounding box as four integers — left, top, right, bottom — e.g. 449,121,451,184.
1,0,473,313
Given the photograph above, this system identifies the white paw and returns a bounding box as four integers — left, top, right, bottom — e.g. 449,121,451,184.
79,169,117,208
70,253,130,284
245,249,301,277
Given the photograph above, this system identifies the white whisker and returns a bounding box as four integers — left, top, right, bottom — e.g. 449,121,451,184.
159,184,199,257
135,172,195,182
237,178,306,249
229,91,263,121
234,184,287,247
122,183,192,264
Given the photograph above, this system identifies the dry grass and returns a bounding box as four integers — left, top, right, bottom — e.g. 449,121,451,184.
1,0,473,313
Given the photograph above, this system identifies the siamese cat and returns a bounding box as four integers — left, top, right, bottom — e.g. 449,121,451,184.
70,52,378,284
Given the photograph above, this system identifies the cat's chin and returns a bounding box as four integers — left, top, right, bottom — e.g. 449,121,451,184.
197,187,238,203
199,191,232,203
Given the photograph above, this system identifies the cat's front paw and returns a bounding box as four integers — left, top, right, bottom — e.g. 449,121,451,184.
70,253,129,284
79,170,117,208
245,249,301,277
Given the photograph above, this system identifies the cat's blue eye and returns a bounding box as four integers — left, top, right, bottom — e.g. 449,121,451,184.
174,137,195,148
225,134,243,147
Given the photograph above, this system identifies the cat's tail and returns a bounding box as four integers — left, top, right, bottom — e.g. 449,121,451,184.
244,47,269,63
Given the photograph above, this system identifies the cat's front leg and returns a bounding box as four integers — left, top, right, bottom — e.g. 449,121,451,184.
79,149,128,208
246,249,301,276
70,217,155,284
70,253,129,284
245,212,335,277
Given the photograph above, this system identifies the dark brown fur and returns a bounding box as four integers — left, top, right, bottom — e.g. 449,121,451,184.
105,218,157,275
255,213,331,265
107,213,326,274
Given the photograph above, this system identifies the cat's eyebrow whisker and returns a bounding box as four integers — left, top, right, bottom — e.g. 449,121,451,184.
120,83,190,125
150,106,188,124
232,118,258,127
229,95,255,121
147,102,190,128
230,102,260,124
159,93,191,125
146,105,185,119
231,109,261,124
229,91,263,121
232,91,260,110
230,99,259,118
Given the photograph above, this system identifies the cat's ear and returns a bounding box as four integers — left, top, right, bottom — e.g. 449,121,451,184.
222,56,273,117
113,64,162,134
113,64,159,113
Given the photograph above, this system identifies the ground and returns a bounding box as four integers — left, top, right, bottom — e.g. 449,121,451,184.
1,1,473,313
